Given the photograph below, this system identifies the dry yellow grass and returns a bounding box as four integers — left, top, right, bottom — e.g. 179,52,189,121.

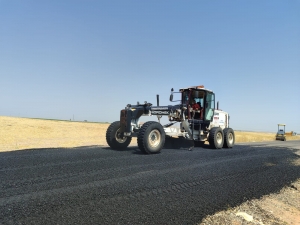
0,116,110,152
235,131,300,143
1,116,299,152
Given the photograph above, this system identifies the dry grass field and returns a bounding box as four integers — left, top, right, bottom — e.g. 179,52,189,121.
0,116,110,152
1,116,299,152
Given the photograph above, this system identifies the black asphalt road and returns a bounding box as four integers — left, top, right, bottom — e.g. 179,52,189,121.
1,141,300,225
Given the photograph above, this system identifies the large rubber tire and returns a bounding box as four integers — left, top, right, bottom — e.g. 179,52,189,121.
106,121,132,150
223,128,235,148
208,127,224,149
194,141,205,147
137,121,165,154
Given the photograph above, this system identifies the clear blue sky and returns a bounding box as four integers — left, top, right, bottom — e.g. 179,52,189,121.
1,0,299,132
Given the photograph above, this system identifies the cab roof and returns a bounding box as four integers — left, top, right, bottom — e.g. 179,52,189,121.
179,85,213,93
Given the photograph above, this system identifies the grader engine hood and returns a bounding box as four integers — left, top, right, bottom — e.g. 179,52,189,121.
211,110,229,129
120,104,182,133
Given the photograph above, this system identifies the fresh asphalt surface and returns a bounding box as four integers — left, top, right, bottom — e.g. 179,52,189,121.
0,140,300,225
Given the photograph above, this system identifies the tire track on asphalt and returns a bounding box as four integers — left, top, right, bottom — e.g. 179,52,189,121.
0,151,285,206
0,153,144,172
101,166,271,203
0,145,288,172
0,148,283,192
0,144,256,171
0,159,190,192
0,147,196,172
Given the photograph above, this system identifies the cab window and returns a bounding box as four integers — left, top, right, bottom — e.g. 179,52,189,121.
204,92,215,121
181,91,189,105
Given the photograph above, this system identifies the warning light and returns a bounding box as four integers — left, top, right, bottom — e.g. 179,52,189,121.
197,85,204,89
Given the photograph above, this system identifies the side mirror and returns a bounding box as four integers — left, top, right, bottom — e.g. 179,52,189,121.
169,94,173,101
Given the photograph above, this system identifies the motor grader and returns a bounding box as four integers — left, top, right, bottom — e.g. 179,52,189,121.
275,124,286,141
106,85,235,154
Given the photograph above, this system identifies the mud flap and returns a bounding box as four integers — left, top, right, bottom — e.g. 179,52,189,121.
163,136,194,150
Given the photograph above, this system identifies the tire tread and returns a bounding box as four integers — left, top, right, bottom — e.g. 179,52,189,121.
137,121,165,154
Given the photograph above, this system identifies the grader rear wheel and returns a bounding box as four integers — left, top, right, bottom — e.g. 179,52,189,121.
209,127,224,149
223,128,235,148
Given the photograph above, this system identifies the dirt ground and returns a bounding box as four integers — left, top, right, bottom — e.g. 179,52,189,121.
1,116,300,224
200,178,300,225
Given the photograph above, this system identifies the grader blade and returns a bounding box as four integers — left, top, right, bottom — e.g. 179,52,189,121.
163,136,194,150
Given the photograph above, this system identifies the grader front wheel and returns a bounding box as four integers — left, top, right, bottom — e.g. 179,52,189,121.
106,121,132,149
137,121,165,154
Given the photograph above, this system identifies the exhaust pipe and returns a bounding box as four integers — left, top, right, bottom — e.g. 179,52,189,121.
157,94,159,106
217,101,219,110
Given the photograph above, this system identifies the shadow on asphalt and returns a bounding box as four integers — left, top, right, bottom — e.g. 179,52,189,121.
102,146,146,155
103,137,212,154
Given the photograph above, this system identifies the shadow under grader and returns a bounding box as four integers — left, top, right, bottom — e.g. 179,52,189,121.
102,146,147,155
104,137,211,154
163,136,214,150
163,137,194,149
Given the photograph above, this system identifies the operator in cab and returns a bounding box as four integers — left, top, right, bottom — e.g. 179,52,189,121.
191,99,201,110
190,99,202,119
